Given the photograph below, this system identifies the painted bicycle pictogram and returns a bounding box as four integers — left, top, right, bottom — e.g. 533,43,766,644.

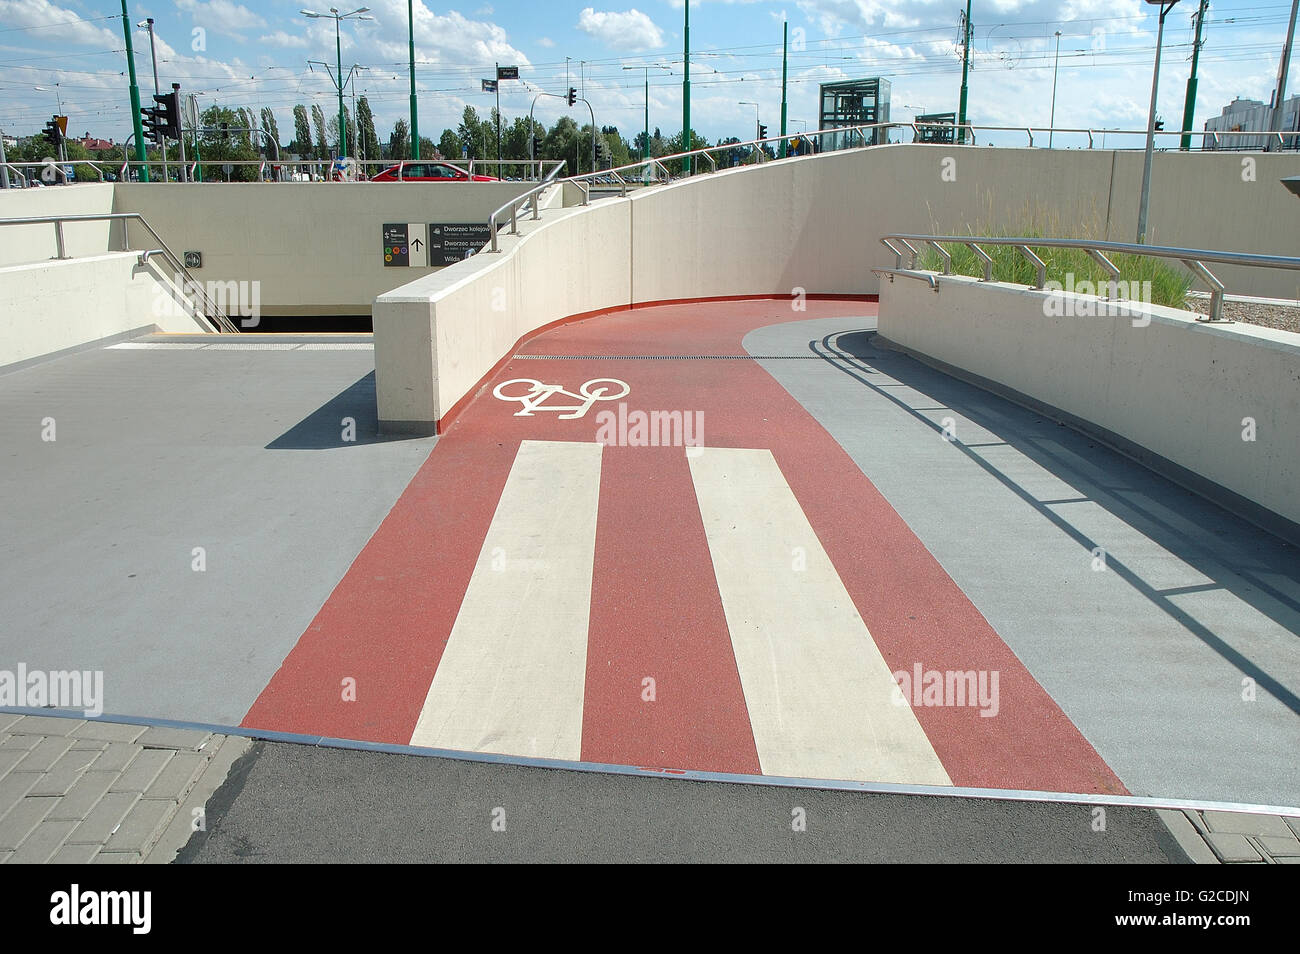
492,377,631,419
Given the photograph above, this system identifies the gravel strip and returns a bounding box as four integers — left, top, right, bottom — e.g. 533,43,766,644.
1183,297,1300,334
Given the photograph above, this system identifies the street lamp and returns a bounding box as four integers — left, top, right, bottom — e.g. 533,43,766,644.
1137,0,1179,244
739,101,760,143
1049,30,1062,148
300,7,372,159
136,19,168,179
623,64,670,162
34,86,66,162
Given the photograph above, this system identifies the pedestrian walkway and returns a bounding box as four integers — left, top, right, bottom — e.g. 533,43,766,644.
0,713,246,864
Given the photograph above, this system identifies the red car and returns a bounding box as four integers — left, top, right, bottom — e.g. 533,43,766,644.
371,161,498,182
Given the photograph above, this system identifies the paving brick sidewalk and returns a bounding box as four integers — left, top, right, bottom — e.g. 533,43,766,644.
1160,808,1300,864
0,713,248,864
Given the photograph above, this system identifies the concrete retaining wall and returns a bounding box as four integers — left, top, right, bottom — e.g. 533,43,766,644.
876,273,1300,533
0,253,209,369
0,184,116,265
114,181,534,315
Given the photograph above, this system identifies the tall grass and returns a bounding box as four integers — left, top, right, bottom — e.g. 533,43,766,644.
912,218,1193,309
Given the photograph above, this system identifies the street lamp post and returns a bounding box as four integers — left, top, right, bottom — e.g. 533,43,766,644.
300,7,372,159
1137,0,1179,244
407,0,419,159
34,86,67,163
739,101,760,146
119,0,149,182
1049,30,1062,148
683,0,691,174
138,19,167,179
623,64,670,163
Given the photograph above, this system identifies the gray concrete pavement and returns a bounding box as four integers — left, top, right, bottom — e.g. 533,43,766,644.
0,335,435,726
745,317,1300,807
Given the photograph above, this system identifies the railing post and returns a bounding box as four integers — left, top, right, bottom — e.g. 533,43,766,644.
53,220,68,260
1016,245,1047,289
966,243,993,281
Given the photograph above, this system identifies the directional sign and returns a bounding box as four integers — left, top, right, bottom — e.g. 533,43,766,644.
497,65,519,81
383,223,409,267
427,223,493,265
383,223,430,267
482,79,497,93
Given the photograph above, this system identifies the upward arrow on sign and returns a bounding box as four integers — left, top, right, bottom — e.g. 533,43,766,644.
412,238,423,250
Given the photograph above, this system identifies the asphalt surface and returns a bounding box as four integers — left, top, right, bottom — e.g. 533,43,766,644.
178,740,1189,863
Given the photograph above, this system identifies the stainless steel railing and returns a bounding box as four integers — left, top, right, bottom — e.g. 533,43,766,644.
487,160,569,252
878,233,1300,323
0,213,239,333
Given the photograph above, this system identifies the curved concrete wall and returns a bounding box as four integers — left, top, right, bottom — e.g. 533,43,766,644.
877,274,1300,536
374,144,1300,431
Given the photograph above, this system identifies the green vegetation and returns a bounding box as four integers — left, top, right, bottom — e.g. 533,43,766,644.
914,222,1193,310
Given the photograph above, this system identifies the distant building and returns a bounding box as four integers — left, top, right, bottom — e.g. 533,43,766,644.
1204,95,1300,150
75,133,116,152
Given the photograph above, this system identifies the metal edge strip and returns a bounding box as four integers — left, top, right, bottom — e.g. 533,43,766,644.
3,706,1296,818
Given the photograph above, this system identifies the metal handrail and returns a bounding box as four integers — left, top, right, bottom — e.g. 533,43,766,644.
879,233,1300,323
0,212,239,333
487,160,569,252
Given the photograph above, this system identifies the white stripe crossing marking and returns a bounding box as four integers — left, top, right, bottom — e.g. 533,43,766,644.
688,447,951,785
409,439,603,760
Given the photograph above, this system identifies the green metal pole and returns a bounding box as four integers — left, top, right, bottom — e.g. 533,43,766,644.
335,16,346,158
120,0,149,181
496,63,502,165
780,21,789,158
408,0,420,159
957,0,972,145
1180,0,1208,151
683,0,691,174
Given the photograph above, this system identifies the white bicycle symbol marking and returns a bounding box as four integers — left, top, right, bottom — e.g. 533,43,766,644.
492,377,631,419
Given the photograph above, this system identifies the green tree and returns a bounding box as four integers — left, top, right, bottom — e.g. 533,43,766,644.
261,107,282,158
457,105,493,160
197,105,261,181
437,128,460,159
311,104,328,159
356,96,379,162
291,105,311,156
388,118,410,160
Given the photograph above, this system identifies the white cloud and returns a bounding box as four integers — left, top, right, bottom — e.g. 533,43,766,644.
0,0,120,47
538,37,556,48
175,0,268,37
577,8,665,52
258,31,309,50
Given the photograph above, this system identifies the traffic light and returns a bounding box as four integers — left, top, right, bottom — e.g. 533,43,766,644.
42,116,64,148
757,124,767,141
220,122,230,141
156,91,180,139
142,104,165,144
567,87,577,107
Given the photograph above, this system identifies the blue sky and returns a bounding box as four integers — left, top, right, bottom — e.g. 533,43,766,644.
0,0,1293,149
